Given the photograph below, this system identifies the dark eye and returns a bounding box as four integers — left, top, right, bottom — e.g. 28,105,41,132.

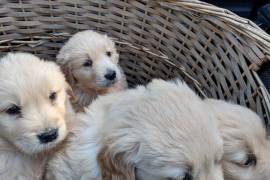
243,154,257,167
49,92,57,101
183,172,192,180
168,172,192,180
6,105,21,115
83,59,92,67
106,51,112,57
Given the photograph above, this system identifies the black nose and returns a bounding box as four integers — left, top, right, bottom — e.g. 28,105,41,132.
104,70,116,81
37,128,58,144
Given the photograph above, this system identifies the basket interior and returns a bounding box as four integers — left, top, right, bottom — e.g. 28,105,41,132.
0,0,270,125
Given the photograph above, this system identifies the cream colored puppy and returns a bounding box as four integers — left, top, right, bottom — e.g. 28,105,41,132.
57,30,127,111
46,79,224,180
0,53,74,180
205,99,270,180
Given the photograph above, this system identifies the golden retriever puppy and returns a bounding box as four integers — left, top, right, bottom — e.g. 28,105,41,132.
0,53,74,180
57,30,127,111
46,79,224,180
205,99,270,180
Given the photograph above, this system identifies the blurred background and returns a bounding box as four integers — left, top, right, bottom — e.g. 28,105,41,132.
205,0,270,34
205,0,267,18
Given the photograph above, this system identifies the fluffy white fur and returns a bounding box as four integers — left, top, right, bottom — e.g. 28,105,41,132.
46,79,224,180
0,53,74,180
57,30,127,112
205,99,270,180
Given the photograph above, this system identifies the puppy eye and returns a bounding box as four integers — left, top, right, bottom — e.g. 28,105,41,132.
168,172,192,180
243,154,257,167
106,51,112,57
83,59,92,67
6,105,21,115
49,92,57,101
182,172,192,180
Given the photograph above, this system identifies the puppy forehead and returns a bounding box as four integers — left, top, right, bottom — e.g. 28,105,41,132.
72,30,115,48
211,101,267,152
69,33,115,54
0,54,65,103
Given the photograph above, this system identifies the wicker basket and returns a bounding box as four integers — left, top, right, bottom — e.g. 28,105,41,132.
1,0,270,128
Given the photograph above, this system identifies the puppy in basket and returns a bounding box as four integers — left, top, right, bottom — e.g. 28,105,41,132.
57,30,127,112
46,79,224,180
0,53,74,179
205,99,270,180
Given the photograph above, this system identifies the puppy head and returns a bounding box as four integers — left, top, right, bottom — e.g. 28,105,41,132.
205,99,270,180
0,53,72,154
98,79,224,180
57,30,122,92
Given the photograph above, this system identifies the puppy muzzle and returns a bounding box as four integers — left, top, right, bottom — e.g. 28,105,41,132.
37,128,58,144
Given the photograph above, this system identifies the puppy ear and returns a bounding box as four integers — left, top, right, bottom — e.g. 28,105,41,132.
65,82,77,103
61,63,76,88
97,143,140,180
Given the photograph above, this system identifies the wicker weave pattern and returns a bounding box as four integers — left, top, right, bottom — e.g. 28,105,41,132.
1,0,270,127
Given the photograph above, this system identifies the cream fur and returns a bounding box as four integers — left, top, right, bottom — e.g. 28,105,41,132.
205,99,270,180
57,30,127,112
0,53,74,180
46,79,224,180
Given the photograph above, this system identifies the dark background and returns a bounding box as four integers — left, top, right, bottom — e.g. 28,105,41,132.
204,0,269,20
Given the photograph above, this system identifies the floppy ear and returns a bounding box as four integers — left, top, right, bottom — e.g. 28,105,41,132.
97,143,140,180
65,82,77,103
61,62,76,88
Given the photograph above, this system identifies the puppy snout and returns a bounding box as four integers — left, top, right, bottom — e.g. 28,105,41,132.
37,128,58,144
104,69,116,81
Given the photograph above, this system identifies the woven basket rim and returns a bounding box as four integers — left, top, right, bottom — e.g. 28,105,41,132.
161,0,270,59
